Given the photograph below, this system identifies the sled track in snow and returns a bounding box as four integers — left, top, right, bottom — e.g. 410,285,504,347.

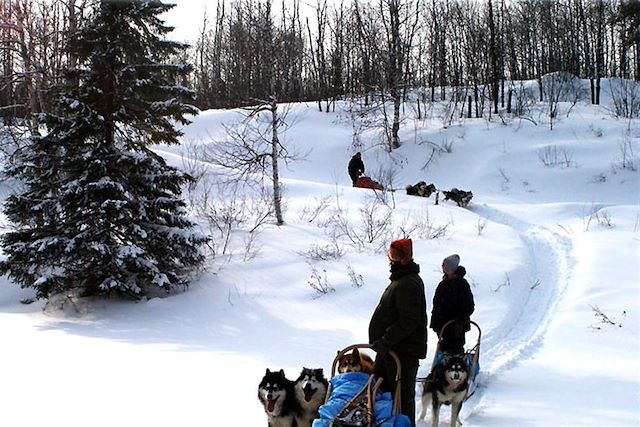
459,203,574,420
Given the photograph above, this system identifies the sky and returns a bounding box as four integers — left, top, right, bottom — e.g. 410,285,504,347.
162,0,209,42
163,0,322,43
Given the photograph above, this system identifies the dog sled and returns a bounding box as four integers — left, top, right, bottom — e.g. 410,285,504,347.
430,320,481,400
312,344,410,427
355,176,385,191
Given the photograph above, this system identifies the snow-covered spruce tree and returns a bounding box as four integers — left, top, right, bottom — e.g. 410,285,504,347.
0,0,208,300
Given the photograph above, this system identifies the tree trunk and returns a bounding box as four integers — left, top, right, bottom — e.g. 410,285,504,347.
388,0,402,150
392,93,400,149
474,85,479,118
595,0,604,105
636,40,640,80
66,0,79,88
488,0,499,114
270,97,284,226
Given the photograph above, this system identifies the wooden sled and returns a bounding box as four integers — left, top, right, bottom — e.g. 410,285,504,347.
327,344,402,426
431,320,481,400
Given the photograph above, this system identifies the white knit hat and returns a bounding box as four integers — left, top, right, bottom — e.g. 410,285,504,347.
442,254,460,271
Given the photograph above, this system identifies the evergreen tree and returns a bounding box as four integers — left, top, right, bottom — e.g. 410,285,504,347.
0,0,208,299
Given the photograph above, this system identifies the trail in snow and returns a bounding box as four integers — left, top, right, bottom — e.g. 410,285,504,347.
165,145,573,424
455,203,574,420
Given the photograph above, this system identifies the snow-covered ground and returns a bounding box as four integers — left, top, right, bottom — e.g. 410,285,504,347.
0,87,638,426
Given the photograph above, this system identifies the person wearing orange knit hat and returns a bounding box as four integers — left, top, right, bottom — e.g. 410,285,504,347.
368,238,427,427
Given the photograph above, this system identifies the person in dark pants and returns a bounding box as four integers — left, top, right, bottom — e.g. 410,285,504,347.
430,254,475,355
369,238,427,427
347,152,365,186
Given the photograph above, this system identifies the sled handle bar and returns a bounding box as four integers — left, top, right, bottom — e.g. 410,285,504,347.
331,343,402,415
437,319,481,343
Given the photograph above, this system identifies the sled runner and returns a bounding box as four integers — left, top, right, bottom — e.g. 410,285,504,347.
430,320,481,400
312,344,410,427
355,176,384,191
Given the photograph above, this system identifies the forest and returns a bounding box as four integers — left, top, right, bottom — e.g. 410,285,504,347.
1,1,638,123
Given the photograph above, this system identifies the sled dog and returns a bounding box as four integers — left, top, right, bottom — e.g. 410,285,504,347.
406,181,437,198
419,354,469,427
294,367,329,427
258,369,298,427
336,348,374,375
442,188,473,207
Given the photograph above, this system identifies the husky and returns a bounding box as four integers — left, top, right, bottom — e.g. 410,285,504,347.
442,188,473,207
406,181,437,198
419,354,469,427
294,367,329,427
258,369,299,427
336,348,374,375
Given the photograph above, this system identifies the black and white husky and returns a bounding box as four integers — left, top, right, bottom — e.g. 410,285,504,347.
419,355,469,427
258,369,299,427
442,188,473,208
294,367,329,427
406,181,437,198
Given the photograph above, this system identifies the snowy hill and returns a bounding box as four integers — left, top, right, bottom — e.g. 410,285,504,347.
0,90,638,426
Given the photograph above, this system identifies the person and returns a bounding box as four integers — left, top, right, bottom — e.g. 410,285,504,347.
430,254,475,355
369,238,427,427
347,152,365,186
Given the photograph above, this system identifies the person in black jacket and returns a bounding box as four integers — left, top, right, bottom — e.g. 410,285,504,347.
430,254,475,355
347,152,365,186
369,238,427,427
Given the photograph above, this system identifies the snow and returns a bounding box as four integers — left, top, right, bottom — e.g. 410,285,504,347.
0,87,639,427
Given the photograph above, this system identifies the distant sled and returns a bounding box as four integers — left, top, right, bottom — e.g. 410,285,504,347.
355,176,384,191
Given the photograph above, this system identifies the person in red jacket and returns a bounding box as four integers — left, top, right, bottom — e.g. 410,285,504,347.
430,254,475,355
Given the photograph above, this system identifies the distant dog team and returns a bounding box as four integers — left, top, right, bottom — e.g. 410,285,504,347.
406,181,473,208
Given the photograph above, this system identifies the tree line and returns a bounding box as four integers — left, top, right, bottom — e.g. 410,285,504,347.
1,0,638,125
191,0,639,113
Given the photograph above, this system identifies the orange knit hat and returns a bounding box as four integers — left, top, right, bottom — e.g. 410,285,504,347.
387,239,413,265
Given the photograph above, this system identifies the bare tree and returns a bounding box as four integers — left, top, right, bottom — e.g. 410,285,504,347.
306,0,328,111
541,71,585,130
0,0,89,122
380,0,420,149
205,100,301,226
608,77,640,118
487,0,500,114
